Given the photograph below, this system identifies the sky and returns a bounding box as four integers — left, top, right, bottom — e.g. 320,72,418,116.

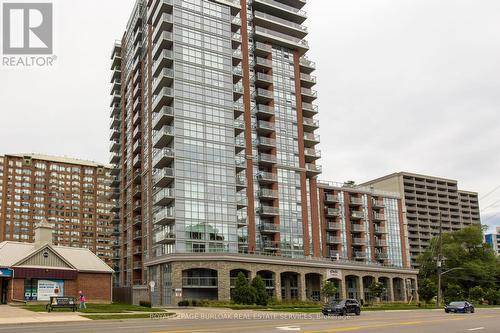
0,0,499,230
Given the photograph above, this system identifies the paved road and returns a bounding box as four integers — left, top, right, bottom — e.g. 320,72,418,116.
0,308,499,333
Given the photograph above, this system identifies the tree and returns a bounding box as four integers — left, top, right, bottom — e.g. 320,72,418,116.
418,278,436,304
368,282,384,303
469,286,485,302
251,275,269,306
321,281,338,302
484,288,500,305
232,272,256,305
443,283,464,304
417,225,500,300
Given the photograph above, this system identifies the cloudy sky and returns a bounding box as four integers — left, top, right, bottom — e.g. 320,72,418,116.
1,0,499,230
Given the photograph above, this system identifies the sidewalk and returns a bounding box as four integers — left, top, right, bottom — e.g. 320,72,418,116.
0,305,89,325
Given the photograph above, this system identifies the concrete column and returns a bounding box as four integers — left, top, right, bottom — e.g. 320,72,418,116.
358,277,364,303
274,272,282,301
414,279,420,303
402,278,408,303
171,263,183,306
218,267,231,302
299,273,307,301
339,279,346,299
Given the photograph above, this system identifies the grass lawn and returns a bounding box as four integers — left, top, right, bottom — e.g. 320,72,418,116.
22,303,166,313
81,312,174,320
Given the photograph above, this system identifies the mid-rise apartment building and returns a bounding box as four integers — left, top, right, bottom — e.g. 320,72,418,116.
362,172,481,268
317,181,408,268
110,0,417,305
0,154,115,265
485,227,500,256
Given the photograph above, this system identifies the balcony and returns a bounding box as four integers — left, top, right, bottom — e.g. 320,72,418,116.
110,152,121,164
254,41,272,57
153,68,174,95
152,31,173,60
133,154,141,168
236,176,246,189
182,277,217,288
234,102,244,116
152,106,174,131
258,205,279,216
148,0,173,25
253,0,307,24
152,87,174,113
110,104,120,118
232,32,242,48
255,57,273,70
255,72,273,87
376,252,388,260
351,224,365,232
154,188,175,206
301,88,317,102
152,13,173,43
153,49,174,77
350,211,364,220
257,137,276,150
373,213,386,221
253,10,308,39
153,167,174,187
132,125,141,140
303,117,319,131
235,137,246,153
153,206,175,225
110,92,121,107
131,140,141,155
351,237,367,246
303,133,320,147
325,208,339,217
231,16,242,31
326,222,342,230
257,171,277,184
153,148,174,169
327,236,342,244
133,230,142,240
155,230,175,244
133,215,142,226
109,140,120,153
133,200,142,213
350,197,363,206
375,239,388,247
257,120,275,134
233,84,244,100
256,88,274,103
254,26,309,55
110,79,121,95
258,153,277,165
354,251,367,259
153,125,174,148
258,189,279,199
259,223,280,233
372,199,385,208
299,56,316,74
300,73,316,88
305,163,322,176
234,119,245,134
262,240,280,250
256,104,275,118
302,102,318,118
323,195,342,206
237,217,247,227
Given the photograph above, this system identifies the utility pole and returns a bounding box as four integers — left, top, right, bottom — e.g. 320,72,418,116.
436,212,443,308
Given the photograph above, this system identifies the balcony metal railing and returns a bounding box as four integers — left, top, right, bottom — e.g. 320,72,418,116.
258,153,277,164
257,171,277,182
258,205,280,215
182,277,218,288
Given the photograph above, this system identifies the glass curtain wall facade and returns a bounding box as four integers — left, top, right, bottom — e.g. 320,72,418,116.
111,0,322,286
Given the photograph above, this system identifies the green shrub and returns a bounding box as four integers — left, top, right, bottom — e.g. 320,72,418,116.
251,275,269,306
178,300,190,307
190,299,198,307
139,301,151,308
232,272,256,305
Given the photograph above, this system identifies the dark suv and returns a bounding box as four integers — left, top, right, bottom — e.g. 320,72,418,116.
322,299,361,316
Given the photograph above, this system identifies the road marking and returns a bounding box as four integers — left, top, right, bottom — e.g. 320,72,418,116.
276,326,301,331
467,328,485,331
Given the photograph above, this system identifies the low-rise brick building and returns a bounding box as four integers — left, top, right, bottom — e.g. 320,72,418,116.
0,221,113,304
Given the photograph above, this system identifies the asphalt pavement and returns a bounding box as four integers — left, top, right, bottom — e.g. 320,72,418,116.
0,307,499,333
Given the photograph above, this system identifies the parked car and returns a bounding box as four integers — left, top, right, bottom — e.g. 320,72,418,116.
322,299,361,316
445,301,475,313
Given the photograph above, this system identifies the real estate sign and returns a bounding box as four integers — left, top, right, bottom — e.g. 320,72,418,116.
37,279,64,301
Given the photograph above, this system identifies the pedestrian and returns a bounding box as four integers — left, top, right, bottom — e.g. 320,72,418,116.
79,291,87,309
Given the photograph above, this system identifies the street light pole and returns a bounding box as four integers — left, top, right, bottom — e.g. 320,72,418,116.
436,213,443,308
